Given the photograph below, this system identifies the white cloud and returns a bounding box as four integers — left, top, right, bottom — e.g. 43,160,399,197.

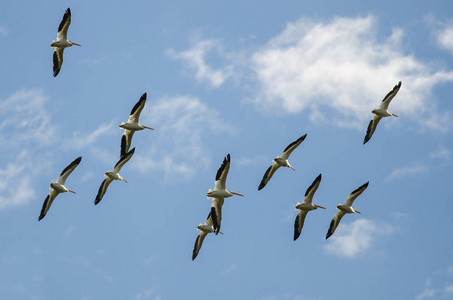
386,163,429,180
429,145,450,162
64,121,116,150
324,218,393,258
131,95,235,180
436,24,453,55
135,287,161,300
250,15,453,131
416,267,453,300
167,38,233,88
0,26,8,37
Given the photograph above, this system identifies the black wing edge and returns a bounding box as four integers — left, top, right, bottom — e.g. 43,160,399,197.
130,93,147,116
210,206,220,235
120,134,127,157
53,51,60,77
58,8,71,32
258,165,273,190
350,181,369,196
283,133,307,153
293,214,301,241
38,195,50,221
363,119,374,145
114,147,136,169
94,179,108,205
60,156,82,177
192,235,201,261
381,81,402,103
326,219,335,240
215,153,230,181
304,173,322,197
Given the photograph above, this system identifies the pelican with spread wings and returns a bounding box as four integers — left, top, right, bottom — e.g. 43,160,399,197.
192,210,223,261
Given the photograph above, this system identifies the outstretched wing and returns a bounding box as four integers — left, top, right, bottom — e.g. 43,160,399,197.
38,189,59,221
94,178,113,205
326,211,346,239
192,230,209,261
302,173,322,204
363,115,382,145
293,210,308,241
344,181,369,207
281,134,307,159
127,93,147,124
211,197,224,235
57,8,71,41
214,154,230,191
57,156,82,185
258,163,280,191
53,47,64,77
113,148,135,173
379,81,402,110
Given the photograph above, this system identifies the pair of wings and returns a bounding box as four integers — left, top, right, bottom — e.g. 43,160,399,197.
95,148,135,205
121,93,147,156
363,81,402,144
192,210,217,260
258,134,307,190
39,156,82,221
53,8,71,77
325,181,369,239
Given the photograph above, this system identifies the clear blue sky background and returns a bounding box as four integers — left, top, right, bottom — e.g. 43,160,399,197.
1,0,453,299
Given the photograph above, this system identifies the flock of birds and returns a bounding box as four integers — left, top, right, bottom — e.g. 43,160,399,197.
41,8,403,261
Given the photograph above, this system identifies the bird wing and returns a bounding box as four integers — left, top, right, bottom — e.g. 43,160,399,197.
192,230,209,261
344,181,369,207
120,132,134,157
127,93,147,124
293,210,308,241
57,8,71,41
379,81,402,110
258,163,280,190
281,134,307,160
56,156,82,185
363,115,382,145
53,47,64,77
211,197,224,235
302,173,322,204
113,147,135,173
94,178,113,205
38,189,59,221
326,211,346,239
214,154,230,191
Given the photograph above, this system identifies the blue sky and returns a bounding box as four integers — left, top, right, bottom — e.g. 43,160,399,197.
1,0,453,299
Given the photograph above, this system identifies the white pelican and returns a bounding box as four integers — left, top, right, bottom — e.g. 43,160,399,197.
192,210,223,261
258,134,307,190
119,93,154,156
363,81,402,144
206,154,244,234
294,173,325,241
39,156,82,221
51,8,81,77
326,181,369,239
95,148,135,205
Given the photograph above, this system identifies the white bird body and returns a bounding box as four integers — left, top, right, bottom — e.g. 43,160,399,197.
120,93,154,156
258,134,307,190
39,156,82,221
363,81,402,144
192,211,223,261
95,148,135,205
293,174,325,241
326,181,369,239
206,154,243,235
51,8,81,77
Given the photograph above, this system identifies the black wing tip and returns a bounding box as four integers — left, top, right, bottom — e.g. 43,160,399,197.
38,215,44,221
128,147,136,155
293,215,301,241
258,183,265,190
66,8,71,14
351,181,369,194
140,92,147,100
326,219,335,239
304,173,322,197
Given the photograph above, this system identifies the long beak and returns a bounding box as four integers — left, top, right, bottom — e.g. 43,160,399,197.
219,231,224,235
355,210,361,214
68,189,76,194
143,125,154,130
315,204,326,209
122,178,128,183
391,112,398,117
230,191,244,197
71,42,82,46
289,165,296,171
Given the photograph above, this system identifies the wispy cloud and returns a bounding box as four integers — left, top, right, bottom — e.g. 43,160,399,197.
249,15,453,131
429,145,451,162
434,22,453,55
166,37,233,88
131,95,235,180
135,287,161,300
324,218,394,258
415,268,453,300
386,163,429,180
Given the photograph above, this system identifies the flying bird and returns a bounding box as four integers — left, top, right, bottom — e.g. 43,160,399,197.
294,173,325,241
326,181,369,240
206,154,244,234
50,8,81,77
39,156,82,221
192,210,223,261
258,134,307,190
95,148,135,205
119,93,154,156
363,81,402,144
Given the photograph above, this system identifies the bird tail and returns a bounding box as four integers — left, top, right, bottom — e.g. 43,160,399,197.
295,202,301,210
207,189,212,199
